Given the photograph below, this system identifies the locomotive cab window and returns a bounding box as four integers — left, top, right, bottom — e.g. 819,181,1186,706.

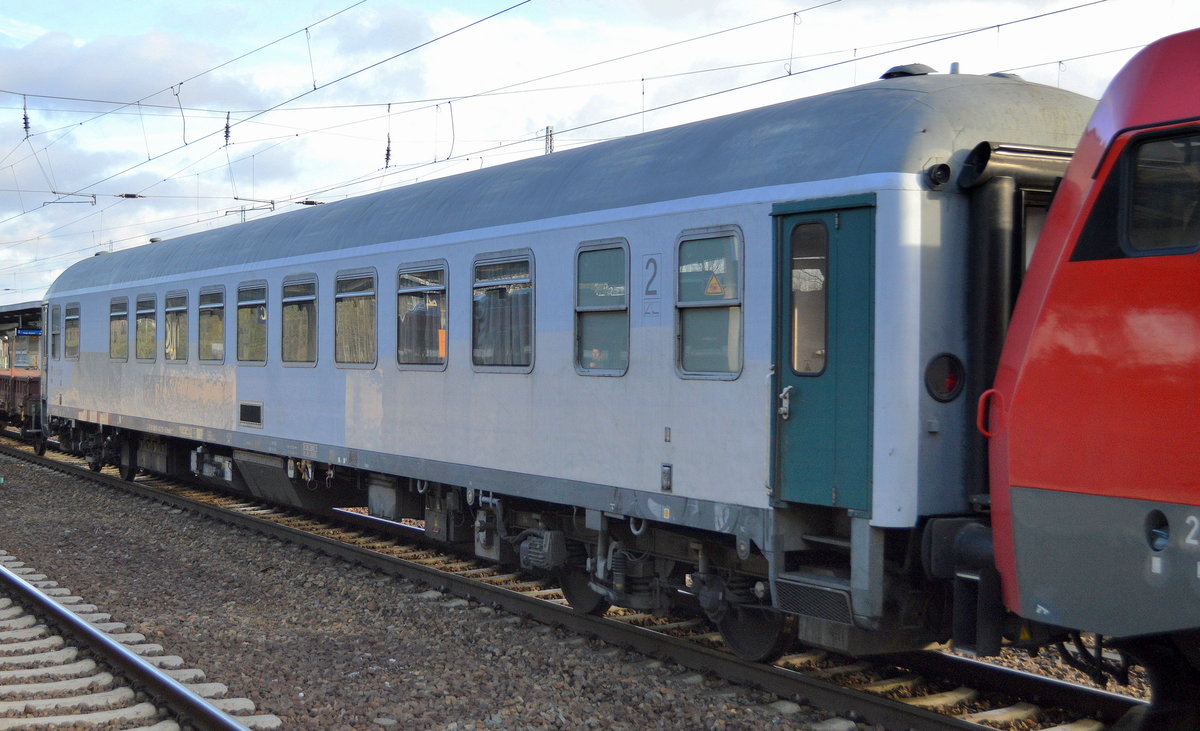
282,276,317,365
335,271,376,366
109,299,128,361
64,303,79,360
472,254,533,370
677,231,742,377
1074,129,1200,260
164,292,187,362
135,295,156,361
1128,132,1200,253
790,223,828,375
397,265,447,368
237,283,267,364
576,242,628,375
198,288,225,362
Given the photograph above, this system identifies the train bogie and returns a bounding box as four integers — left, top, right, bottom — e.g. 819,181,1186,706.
41,67,1098,659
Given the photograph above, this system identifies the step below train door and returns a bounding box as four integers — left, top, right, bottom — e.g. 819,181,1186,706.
772,197,874,511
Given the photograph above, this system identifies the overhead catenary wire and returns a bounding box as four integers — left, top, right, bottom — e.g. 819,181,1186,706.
0,0,1135,281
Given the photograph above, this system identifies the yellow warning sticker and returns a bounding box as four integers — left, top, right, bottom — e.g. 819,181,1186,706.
663,507,671,520
705,273,724,295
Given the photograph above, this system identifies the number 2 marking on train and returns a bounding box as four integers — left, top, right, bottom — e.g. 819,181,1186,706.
644,255,659,296
1186,515,1200,545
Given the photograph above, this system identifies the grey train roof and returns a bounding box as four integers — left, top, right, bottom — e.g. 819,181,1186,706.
47,73,1095,295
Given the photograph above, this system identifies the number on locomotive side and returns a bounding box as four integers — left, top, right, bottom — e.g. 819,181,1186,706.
1186,515,1200,546
644,257,659,296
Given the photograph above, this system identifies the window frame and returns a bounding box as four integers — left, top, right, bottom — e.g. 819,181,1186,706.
164,291,188,363
1122,128,1200,256
109,297,129,361
63,303,80,360
281,274,319,367
471,250,535,374
396,260,449,372
236,281,268,365
574,239,629,377
134,294,157,362
334,268,378,369
674,226,744,380
198,286,225,364
50,305,61,361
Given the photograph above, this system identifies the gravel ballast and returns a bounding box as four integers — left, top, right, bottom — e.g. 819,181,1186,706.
0,456,859,730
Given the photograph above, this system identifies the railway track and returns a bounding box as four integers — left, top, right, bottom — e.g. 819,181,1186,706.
0,433,1146,730
0,550,280,729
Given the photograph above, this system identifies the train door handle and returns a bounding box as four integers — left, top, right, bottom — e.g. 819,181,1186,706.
778,386,795,420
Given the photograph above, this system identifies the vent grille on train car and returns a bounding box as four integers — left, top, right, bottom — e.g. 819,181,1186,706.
775,577,854,624
239,402,262,426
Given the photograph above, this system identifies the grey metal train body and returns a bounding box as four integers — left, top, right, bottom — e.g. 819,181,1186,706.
41,69,1095,659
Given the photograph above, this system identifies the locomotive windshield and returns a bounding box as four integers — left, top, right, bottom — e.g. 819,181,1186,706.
1129,132,1200,252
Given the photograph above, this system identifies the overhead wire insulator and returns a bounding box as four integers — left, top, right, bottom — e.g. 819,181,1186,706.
384,133,391,169
22,95,29,139
224,111,231,146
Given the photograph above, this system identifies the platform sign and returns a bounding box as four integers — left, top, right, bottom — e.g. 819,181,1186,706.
16,328,41,336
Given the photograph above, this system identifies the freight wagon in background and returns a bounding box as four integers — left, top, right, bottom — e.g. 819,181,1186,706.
0,301,41,433
25,27,1200,730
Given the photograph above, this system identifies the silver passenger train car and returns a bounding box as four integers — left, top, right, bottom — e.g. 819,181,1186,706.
40,67,1095,660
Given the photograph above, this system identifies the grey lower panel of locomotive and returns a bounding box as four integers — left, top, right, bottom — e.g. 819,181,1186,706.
1010,485,1199,637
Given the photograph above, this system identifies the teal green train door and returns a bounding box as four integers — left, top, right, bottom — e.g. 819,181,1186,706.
773,202,874,511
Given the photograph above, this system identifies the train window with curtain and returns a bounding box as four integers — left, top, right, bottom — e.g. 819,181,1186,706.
335,271,376,366
1128,132,1200,253
397,265,447,368
109,298,128,360
198,288,224,362
472,254,533,370
50,305,61,360
135,295,156,361
164,292,187,362
575,242,628,375
64,303,80,360
281,276,317,365
676,231,742,376
790,223,828,375
237,283,267,363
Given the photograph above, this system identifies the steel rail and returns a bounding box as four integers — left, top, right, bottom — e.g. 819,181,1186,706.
0,561,247,731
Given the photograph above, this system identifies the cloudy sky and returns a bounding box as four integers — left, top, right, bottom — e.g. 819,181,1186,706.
0,0,1196,306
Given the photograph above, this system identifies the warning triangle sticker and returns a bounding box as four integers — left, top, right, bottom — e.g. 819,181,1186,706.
705,272,724,295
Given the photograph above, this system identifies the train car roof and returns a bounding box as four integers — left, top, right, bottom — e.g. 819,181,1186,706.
48,71,1095,296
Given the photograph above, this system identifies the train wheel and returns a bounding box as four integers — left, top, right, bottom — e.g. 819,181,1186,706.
1111,633,1200,730
717,605,796,663
33,438,45,456
559,567,610,616
118,440,138,481
86,454,102,472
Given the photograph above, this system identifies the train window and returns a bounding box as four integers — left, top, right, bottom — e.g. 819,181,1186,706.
397,265,447,368
50,305,60,360
164,293,187,362
282,277,317,365
237,283,267,364
472,254,533,370
789,223,828,375
64,303,79,360
677,232,742,376
575,242,628,375
135,295,156,361
1128,132,1200,253
109,299,128,360
198,288,225,362
335,272,376,366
